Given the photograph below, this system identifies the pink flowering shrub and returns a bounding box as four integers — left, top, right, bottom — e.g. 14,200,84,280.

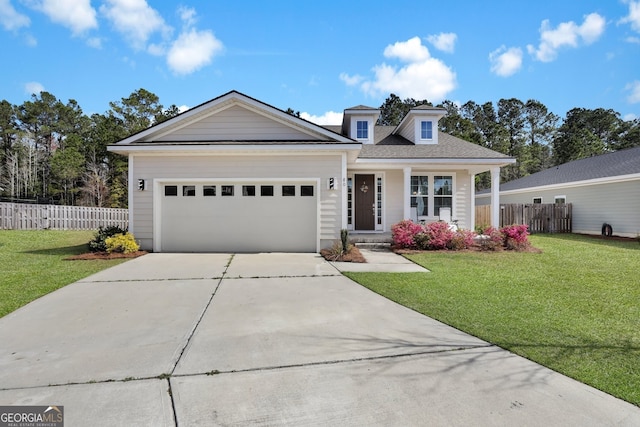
391,220,424,248
478,226,504,251
424,221,455,250
448,229,476,250
501,224,530,250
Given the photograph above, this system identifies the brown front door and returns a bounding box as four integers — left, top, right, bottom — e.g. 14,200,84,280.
355,174,375,230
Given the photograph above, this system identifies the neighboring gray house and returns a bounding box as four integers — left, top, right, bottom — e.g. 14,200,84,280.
477,146,640,237
108,91,514,253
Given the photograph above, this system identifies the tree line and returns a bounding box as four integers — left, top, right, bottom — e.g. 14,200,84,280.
1,89,638,208
0,89,180,207
378,94,640,188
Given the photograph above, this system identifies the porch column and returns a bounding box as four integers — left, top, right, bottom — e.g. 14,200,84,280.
469,174,476,230
403,167,412,220
490,167,500,228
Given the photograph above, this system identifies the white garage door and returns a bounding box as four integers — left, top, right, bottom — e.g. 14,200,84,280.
159,181,317,252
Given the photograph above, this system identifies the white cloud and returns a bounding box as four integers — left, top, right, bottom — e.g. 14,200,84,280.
178,5,197,28
339,73,363,86
626,81,640,103
166,28,223,75
345,37,456,102
625,36,640,44
26,0,97,35
623,113,637,121
527,13,606,62
300,111,343,126
426,32,457,53
489,46,523,77
383,36,431,62
86,37,102,49
0,0,30,31
619,1,640,32
100,0,170,50
24,81,44,95
178,105,190,113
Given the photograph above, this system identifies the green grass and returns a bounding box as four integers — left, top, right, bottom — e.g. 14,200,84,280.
0,230,128,318
345,234,640,406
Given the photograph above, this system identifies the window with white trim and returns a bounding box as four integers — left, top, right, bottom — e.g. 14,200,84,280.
532,197,542,204
410,174,453,217
356,120,368,139
555,196,566,204
420,121,433,139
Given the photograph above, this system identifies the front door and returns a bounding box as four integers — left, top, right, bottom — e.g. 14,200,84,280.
354,174,375,230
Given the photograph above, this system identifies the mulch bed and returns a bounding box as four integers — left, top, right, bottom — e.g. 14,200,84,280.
320,246,367,263
65,251,148,260
393,244,542,254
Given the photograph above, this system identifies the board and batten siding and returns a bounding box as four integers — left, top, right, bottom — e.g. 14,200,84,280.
497,178,640,237
156,105,317,142
131,154,344,250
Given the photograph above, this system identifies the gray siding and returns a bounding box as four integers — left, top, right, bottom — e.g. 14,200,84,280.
498,179,640,237
156,105,317,141
131,154,344,250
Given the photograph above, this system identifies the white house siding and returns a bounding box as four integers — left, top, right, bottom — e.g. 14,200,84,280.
374,169,471,231
156,105,317,142
454,171,471,230
383,169,404,230
131,154,344,250
498,179,640,237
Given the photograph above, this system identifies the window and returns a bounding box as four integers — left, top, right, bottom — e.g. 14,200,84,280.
301,185,314,196
421,121,433,139
282,185,295,196
356,120,368,139
222,185,234,196
410,176,429,216
555,196,566,204
410,175,453,217
203,185,216,196
183,185,196,197
377,176,383,225
164,185,177,196
242,185,256,196
347,177,353,225
261,185,274,196
433,176,452,216
532,197,542,204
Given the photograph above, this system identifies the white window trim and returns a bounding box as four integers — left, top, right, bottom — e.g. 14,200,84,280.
420,120,433,140
554,195,567,204
356,120,369,140
410,173,455,221
532,197,543,204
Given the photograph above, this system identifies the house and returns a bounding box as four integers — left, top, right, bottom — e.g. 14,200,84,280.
476,146,640,237
108,91,514,252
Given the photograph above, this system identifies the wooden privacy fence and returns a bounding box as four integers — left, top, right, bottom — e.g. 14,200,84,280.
0,202,128,230
476,203,572,234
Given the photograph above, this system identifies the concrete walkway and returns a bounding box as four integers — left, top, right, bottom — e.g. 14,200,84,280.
330,247,429,272
1,253,638,426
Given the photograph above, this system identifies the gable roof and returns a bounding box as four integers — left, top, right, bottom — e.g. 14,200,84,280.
114,90,353,145
500,146,640,191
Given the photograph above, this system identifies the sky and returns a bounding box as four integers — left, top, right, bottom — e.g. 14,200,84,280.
1,0,640,125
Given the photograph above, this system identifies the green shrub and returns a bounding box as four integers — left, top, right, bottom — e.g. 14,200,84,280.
88,225,128,252
105,232,140,254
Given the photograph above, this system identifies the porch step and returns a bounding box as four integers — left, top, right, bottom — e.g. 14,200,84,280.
354,242,392,250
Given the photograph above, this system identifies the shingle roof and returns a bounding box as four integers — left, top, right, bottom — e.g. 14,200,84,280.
322,125,512,160
500,146,640,191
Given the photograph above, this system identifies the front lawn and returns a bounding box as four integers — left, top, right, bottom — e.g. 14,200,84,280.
345,234,640,406
0,230,127,317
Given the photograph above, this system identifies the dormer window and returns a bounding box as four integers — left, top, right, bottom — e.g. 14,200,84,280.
420,121,433,140
356,120,368,139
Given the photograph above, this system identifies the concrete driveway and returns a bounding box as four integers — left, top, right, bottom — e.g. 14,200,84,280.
1,253,638,426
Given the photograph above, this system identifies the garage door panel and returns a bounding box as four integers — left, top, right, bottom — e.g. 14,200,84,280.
160,182,317,252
